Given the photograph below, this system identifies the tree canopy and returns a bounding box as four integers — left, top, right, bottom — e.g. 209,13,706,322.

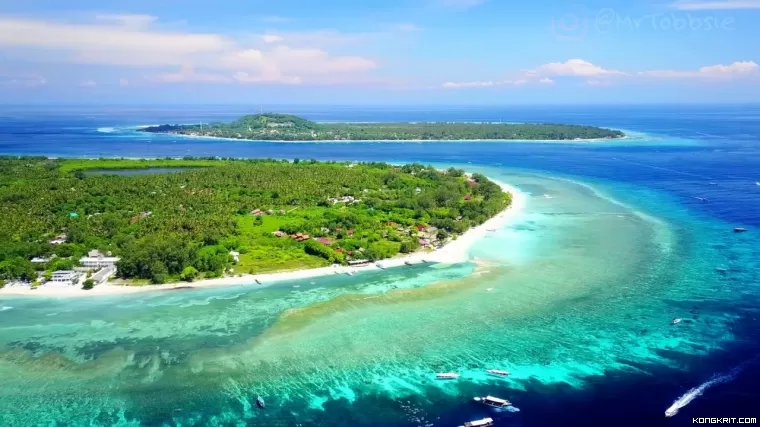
0,157,510,284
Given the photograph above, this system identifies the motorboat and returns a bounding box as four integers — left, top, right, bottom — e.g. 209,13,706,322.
734,227,747,233
255,279,262,285
474,395,511,408
256,396,265,409
486,369,510,377
671,318,682,325
405,260,413,266
459,418,494,427
436,372,460,380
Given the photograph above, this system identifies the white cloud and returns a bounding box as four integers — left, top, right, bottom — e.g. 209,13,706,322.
443,80,496,88
261,35,284,44
0,73,47,87
119,78,129,87
79,80,97,87
529,59,625,77
669,0,760,10
442,79,531,88
585,79,615,87
0,16,379,86
539,77,554,84
233,71,301,85
94,14,158,28
148,67,232,84
639,61,759,78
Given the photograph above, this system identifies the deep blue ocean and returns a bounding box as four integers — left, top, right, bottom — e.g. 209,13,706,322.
1,104,759,426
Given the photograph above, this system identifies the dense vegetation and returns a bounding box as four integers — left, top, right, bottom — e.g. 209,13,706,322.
0,157,510,285
141,113,625,141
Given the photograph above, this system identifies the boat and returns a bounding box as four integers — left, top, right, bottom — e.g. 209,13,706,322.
256,396,265,409
436,372,460,380
459,418,494,427
671,318,682,325
693,196,708,202
255,279,262,285
487,369,510,377
375,262,386,269
405,260,413,266
715,267,727,273
734,227,747,233
345,271,354,276
486,288,494,292
543,194,553,199
474,395,512,408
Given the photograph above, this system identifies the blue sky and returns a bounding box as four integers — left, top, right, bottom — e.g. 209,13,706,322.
0,0,758,104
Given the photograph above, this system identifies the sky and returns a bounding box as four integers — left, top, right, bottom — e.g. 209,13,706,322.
0,0,758,104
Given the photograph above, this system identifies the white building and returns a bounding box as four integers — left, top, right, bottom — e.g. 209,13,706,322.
229,251,240,263
49,271,80,287
80,250,120,269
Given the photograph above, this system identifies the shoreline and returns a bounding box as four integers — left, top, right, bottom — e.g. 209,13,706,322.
0,179,526,298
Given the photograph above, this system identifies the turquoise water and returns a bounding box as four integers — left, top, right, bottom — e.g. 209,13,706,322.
1,168,756,426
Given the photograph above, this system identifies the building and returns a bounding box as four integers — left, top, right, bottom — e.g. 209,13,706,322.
31,255,55,264
49,234,67,245
80,250,120,269
229,251,240,263
49,270,80,287
91,266,116,285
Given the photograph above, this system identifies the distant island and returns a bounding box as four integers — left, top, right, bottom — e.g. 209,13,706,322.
0,157,510,288
139,113,625,141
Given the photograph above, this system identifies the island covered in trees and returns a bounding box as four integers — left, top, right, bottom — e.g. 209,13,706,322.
140,113,625,141
0,157,510,286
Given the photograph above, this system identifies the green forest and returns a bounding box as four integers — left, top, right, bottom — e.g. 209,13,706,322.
141,113,625,141
0,157,510,285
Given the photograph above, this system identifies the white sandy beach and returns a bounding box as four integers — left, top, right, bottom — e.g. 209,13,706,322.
0,179,526,298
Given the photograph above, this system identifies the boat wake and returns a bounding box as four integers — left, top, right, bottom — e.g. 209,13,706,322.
665,356,759,417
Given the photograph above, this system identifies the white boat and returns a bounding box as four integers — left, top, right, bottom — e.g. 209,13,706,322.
345,271,354,276
474,395,511,408
543,194,553,199
671,318,682,325
487,369,510,377
375,262,386,269
459,418,494,427
486,288,494,292
436,372,460,380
